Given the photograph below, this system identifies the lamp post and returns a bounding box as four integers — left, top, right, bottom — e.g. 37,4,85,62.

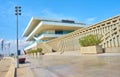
15,6,21,68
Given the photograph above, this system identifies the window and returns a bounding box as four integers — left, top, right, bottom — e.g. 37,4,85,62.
55,30,63,34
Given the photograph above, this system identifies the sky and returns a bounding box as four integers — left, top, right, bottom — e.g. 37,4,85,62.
0,0,120,54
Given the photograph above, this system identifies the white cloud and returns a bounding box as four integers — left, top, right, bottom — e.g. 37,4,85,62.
85,17,97,25
0,39,29,54
41,9,78,20
0,0,17,21
87,17,96,22
41,9,61,18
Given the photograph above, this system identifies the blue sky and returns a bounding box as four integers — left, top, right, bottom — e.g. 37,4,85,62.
0,0,120,40
0,0,120,53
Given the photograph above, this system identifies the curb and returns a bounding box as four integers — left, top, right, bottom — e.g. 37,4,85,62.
5,57,15,77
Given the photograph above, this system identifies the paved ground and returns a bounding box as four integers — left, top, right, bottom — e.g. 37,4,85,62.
26,52,120,77
17,55,34,77
0,58,12,77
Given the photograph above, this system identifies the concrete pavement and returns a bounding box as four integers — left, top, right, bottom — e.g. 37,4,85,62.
17,56,34,77
17,52,120,77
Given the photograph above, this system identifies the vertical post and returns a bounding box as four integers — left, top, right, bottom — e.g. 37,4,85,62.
15,6,21,68
16,13,19,68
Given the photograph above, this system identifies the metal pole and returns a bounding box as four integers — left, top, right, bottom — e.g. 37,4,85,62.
15,6,21,68
16,12,19,68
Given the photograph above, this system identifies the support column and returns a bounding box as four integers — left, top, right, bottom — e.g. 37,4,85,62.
110,39,112,47
108,41,110,48
117,35,120,47
113,38,116,47
68,39,71,51
114,36,118,47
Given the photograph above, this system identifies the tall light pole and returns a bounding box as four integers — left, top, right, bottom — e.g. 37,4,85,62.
15,6,21,68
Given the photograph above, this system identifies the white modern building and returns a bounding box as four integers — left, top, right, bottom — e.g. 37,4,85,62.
23,17,85,50
46,14,120,53
23,15,120,53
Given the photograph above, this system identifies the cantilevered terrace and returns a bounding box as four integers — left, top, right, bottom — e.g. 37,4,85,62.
23,17,85,50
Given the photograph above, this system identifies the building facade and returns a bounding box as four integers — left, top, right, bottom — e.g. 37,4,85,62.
23,17,85,51
46,14,120,53
23,15,120,53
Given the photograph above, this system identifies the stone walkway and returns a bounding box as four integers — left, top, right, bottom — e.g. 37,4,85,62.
17,56,34,77
17,52,120,77
0,58,12,77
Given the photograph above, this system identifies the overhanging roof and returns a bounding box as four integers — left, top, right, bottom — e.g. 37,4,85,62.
23,17,41,37
23,17,85,41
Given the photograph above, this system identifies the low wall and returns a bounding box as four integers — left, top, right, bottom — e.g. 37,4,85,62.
5,57,15,77
80,45,103,54
105,47,120,53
